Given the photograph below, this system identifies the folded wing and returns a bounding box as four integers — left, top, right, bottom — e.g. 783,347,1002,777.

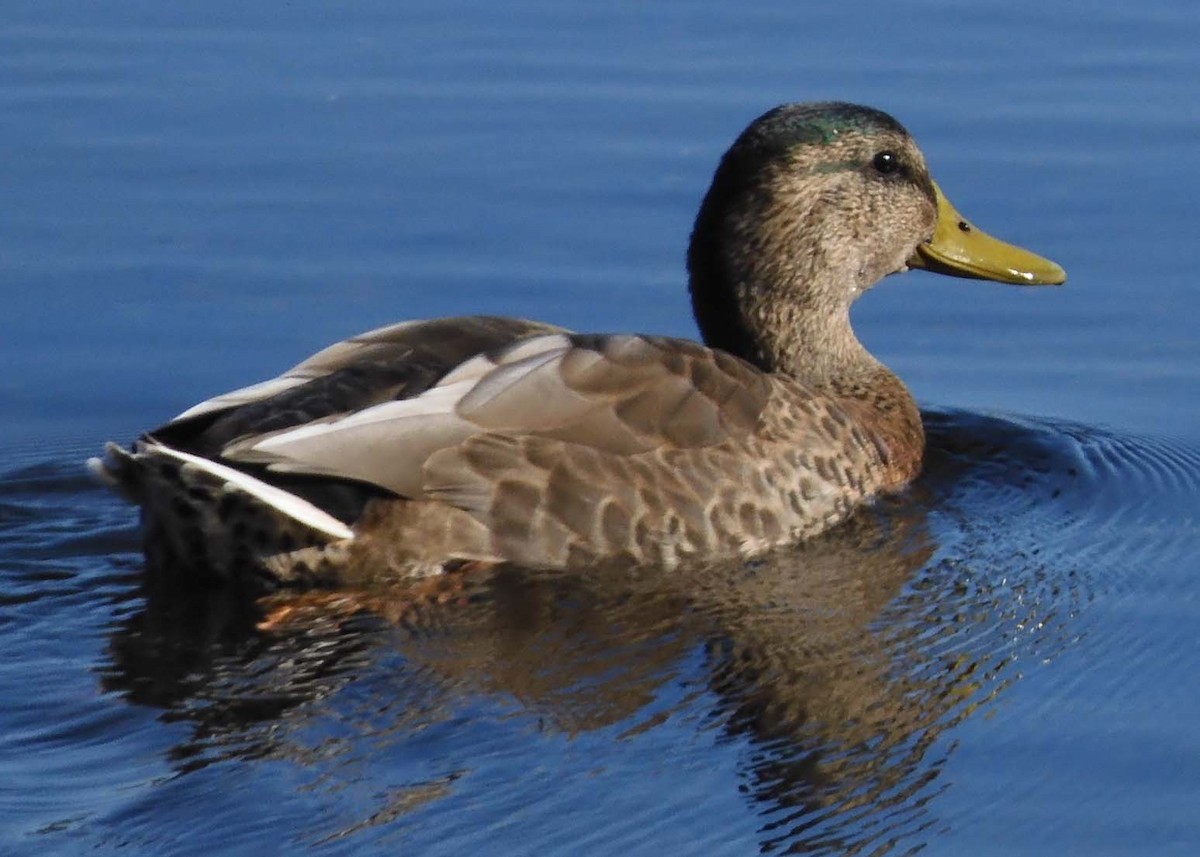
218,332,772,502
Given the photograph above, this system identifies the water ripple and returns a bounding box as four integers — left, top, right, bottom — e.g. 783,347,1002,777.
1,409,1197,855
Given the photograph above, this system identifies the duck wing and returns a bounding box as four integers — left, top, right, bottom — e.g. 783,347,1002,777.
152,315,565,455
217,332,772,501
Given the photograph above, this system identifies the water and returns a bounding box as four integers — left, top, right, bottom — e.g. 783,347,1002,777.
2,1,1198,854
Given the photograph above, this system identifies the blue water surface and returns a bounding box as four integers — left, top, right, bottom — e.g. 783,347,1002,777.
1,1,1198,854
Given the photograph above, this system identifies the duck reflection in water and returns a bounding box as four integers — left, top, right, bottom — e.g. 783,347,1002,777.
102,412,1086,854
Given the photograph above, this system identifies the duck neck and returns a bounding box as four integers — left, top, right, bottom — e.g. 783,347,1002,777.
785,305,925,490
688,218,876,379
689,262,925,489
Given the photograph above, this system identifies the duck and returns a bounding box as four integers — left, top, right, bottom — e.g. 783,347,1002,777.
90,101,1065,588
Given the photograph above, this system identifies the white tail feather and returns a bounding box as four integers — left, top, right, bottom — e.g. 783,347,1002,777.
144,443,355,541
86,455,120,488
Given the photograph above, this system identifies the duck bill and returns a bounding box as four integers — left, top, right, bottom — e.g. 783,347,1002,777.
908,181,1066,285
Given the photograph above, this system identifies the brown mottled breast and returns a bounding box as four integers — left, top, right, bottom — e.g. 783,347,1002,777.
820,368,925,492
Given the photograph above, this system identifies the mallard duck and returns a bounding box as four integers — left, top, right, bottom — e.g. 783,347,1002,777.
90,102,1065,586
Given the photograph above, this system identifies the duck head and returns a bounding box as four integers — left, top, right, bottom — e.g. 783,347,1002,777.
687,102,1065,376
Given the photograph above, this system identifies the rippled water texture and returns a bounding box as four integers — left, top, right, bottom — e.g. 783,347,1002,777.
4,413,1198,854
2,1,1199,854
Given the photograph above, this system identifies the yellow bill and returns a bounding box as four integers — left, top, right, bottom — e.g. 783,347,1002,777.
908,181,1066,285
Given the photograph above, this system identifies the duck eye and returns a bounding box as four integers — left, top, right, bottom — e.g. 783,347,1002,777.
872,151,901,175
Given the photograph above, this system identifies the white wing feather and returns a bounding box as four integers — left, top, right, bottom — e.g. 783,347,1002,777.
143,443,355,540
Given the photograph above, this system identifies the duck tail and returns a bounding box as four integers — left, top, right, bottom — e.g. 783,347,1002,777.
89,441,354,587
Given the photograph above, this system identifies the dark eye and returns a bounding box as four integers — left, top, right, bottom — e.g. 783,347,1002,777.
872,151,902,175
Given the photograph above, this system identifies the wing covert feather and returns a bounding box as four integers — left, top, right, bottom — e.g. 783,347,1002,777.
154,315,564,453
222,333,774,498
